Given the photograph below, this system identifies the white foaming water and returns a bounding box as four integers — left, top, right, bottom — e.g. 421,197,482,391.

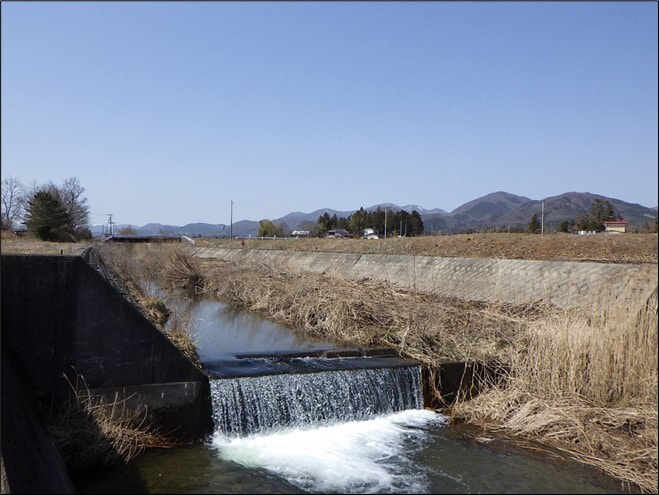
210,367,424,436
211,409,447,494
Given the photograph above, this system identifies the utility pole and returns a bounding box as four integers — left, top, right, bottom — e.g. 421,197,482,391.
230,200,233,239
384,208,387,239
541,200,544,235
102,213,114,240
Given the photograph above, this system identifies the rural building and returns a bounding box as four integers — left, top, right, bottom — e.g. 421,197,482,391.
325,228,353,238
603,220,627,234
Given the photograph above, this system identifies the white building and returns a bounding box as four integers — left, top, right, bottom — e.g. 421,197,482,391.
603,220,627,234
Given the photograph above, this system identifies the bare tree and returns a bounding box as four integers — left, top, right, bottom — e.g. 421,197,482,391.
117,225,138,235
1,176,26,230
58,177,90,233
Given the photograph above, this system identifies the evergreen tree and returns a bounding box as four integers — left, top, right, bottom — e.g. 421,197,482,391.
410,210,424,236
556,220,574,233
336,216,350,230
316,213,333,236
349,207,367,235
25,191,74,241
576,199,618,231
528,213,541,234
590,199,616,225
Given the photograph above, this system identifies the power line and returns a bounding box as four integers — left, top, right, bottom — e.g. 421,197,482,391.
101,213,115,240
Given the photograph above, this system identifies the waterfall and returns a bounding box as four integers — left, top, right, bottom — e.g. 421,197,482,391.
210,365,423,437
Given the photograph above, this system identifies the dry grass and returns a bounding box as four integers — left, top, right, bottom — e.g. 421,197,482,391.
451,290,658,493
197,255,548,366
47,374,175,469
166,305,204,370
0,232,93,255
163,248,205,292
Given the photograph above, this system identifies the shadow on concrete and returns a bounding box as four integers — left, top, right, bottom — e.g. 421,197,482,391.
1,251,213,493
423,360,510,409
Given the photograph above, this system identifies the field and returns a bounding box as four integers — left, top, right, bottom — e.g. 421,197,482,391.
197,232,658,264
4,231,656,263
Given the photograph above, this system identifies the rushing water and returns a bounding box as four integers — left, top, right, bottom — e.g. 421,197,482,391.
73,297,627,494
74,409,623,494
212,409,444,494
211,366,423,437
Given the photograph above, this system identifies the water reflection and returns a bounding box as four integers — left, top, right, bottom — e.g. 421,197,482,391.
167,296,337,362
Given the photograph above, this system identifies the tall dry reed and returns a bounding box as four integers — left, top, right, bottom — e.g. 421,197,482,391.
452,288,658,493
195,255,548,369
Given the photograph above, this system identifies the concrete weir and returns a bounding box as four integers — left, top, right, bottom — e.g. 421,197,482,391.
1,250,213,493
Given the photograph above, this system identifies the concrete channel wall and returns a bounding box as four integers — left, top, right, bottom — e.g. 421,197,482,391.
194,248,658,309
1,252,213,493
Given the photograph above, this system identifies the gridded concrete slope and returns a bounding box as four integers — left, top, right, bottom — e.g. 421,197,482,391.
194,248,658,309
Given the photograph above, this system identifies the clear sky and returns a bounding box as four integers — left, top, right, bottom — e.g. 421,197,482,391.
2,2,657,227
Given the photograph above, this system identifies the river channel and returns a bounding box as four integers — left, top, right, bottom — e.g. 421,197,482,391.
72,296,627,494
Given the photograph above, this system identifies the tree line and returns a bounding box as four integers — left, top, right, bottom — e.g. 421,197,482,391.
258,206,424,238
1,176,91,241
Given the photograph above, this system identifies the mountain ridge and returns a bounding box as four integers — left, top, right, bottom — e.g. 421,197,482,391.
91,192,657,237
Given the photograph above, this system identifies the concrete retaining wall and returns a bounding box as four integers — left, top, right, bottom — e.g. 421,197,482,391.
1,349,74,494
1,254,210,399
1,252,214,493
194,248,658,309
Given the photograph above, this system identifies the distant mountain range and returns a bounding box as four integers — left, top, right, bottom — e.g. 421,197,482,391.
91,191,658,237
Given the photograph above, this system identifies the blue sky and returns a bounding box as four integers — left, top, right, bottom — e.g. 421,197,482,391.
2,2,657,227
